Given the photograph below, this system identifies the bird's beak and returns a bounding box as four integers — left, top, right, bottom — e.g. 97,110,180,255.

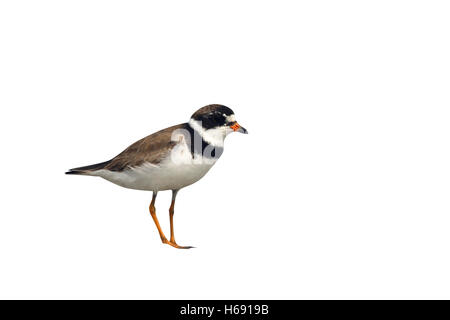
230,122,248,134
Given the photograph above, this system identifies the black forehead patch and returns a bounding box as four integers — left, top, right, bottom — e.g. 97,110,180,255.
191,104,234,120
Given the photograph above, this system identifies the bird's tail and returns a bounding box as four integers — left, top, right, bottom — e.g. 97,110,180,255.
65,160,111,175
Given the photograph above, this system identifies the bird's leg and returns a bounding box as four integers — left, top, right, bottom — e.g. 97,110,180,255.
149,191,169,244
169,189,178,243
167,190,194,249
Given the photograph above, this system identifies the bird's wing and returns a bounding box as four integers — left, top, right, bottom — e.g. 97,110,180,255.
103,123,187,172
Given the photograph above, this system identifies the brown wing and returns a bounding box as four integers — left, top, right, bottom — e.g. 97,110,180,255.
103,123,186,172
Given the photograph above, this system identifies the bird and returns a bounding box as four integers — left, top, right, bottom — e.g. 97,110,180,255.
66,104,247,249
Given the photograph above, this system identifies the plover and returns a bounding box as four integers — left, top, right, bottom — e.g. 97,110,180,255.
66,104,247,249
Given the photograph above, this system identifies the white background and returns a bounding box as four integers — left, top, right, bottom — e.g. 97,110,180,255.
0,1,449,299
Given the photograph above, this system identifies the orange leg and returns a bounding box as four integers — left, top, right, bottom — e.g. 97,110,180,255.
149,192,169,244
167,190,193,249
169,197,176,243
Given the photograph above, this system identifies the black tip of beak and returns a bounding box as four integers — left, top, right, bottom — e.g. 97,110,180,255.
239,126,248,134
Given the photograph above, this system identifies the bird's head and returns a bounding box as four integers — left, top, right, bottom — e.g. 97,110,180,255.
189,104,248,144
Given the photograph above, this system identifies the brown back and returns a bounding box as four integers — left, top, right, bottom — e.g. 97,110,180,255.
104,123,186,171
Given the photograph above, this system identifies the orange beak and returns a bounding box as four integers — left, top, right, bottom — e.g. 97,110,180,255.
230,123,241,131
229,122,248,134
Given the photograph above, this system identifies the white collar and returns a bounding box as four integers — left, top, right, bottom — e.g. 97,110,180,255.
188,119,227,147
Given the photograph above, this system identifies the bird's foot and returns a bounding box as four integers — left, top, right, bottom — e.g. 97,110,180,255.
165,240,195,249
159,236,194,249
